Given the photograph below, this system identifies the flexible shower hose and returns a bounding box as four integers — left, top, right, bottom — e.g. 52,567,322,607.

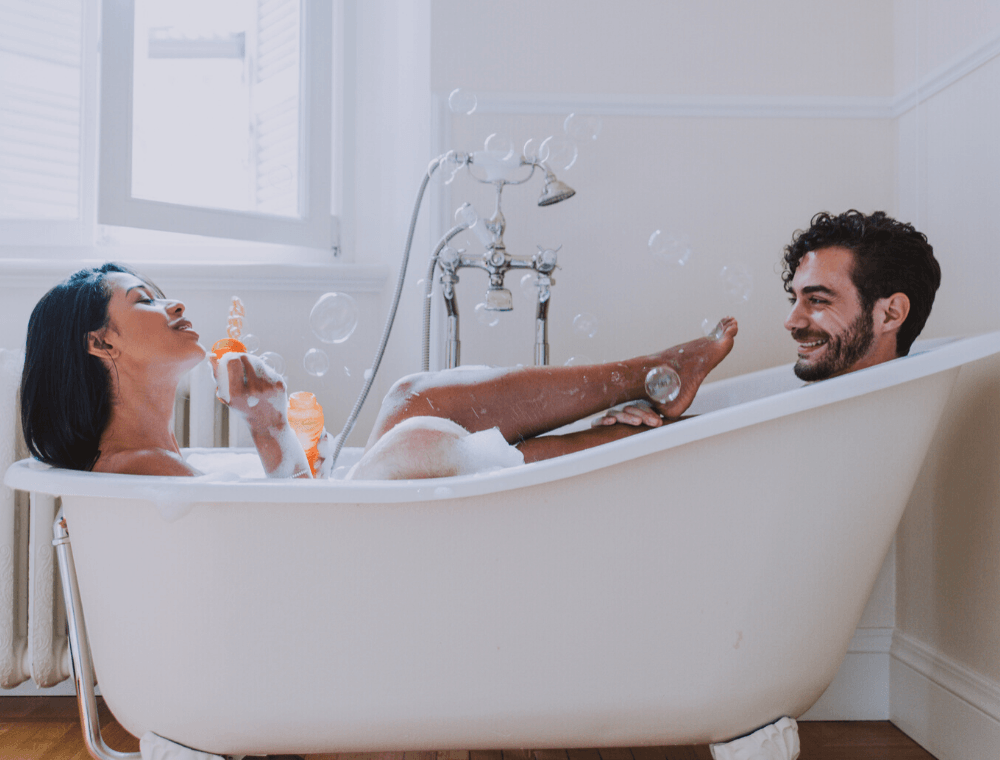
327,155,468,470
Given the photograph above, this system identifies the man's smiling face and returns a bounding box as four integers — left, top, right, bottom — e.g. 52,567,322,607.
783,246,878,381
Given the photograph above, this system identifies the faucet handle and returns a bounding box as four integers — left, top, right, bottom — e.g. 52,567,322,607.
535,245,560,272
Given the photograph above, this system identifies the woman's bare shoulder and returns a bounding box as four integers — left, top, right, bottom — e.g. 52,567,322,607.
92,448,201,476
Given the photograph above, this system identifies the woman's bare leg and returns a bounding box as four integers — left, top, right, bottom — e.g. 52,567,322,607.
366,317,738,450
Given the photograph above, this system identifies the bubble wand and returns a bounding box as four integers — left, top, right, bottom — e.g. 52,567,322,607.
211,296,247,359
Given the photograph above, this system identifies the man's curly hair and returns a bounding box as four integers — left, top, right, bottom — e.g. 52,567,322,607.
782,210,941,356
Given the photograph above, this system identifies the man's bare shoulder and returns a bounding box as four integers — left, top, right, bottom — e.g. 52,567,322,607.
93,448,200,477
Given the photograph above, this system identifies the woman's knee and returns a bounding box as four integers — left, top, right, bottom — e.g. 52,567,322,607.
350,416,468,480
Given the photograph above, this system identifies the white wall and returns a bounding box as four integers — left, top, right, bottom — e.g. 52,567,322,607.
890,2,1000,757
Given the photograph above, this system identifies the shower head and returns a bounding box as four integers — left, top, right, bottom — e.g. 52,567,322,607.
538,169,576,206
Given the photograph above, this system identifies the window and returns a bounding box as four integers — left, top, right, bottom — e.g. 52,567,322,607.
99,0,336,249
0,1,81,220
0,0,338,254
0,0,98,246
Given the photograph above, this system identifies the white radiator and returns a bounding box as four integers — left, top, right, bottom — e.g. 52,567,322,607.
0,350,229,691
0,348,69,689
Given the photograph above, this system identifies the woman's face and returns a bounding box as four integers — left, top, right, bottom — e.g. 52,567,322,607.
92,272,206,372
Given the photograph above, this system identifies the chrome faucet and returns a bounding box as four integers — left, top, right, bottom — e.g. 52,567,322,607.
420,149,575,370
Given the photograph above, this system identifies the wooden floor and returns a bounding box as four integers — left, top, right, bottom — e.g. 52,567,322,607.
0,697,937,760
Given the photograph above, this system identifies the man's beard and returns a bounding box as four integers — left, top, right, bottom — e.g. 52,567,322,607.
793,309,875,381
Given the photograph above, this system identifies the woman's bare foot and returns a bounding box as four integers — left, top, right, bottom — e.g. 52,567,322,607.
647,316,738,419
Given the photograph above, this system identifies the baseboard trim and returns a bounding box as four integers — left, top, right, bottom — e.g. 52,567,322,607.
891,631,1000,760
2,678,76,696
892,631,1000,723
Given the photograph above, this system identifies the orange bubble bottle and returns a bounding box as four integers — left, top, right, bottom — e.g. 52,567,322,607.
287,391,324,477
211,338,246,361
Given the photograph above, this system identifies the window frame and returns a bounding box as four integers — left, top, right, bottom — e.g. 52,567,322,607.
97,0,336,251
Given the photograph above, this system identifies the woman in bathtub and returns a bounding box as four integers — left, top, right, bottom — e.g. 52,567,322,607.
20,263,737,479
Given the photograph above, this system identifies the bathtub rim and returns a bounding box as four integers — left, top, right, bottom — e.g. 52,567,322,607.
6,330,1000,504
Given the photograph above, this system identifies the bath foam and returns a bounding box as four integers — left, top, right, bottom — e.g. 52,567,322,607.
185,450,266,479
315,428,336,479
459,425,524,474
213,352,240,403
346,416,523,480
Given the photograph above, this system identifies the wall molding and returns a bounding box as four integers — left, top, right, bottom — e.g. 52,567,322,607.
462,26,1000,123
471,92,893,120
892,24,1000,118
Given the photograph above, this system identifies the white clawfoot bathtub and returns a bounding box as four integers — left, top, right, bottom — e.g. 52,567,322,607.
6,332,1000,758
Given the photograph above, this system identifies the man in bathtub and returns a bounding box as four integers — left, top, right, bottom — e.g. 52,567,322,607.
20,210,938,480
595,209,941,425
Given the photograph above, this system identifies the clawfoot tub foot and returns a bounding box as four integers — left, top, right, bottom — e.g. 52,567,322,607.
140,733,226,760
709,716,800,760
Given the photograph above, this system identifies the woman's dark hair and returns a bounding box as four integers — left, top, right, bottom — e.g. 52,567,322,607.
20,263,163,471
782,210,941,356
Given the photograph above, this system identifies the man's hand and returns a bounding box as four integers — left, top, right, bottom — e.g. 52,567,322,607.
591,401,663,428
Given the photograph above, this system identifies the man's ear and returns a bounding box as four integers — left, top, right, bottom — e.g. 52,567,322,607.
876,292,910,334
86,331,118,359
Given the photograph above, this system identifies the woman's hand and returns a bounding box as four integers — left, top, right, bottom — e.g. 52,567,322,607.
212,353,287,429
211,353,311,478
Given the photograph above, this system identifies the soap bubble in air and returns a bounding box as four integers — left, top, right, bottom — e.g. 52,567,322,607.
720,263,753,305
260,351,285,376
519,272,540,300
484,132,515,160
648,230,692,267
539,135,578,171
645,365,681,403
474,302,500,328
572,312,598,338
701,318,726,340
303,348,330,377
428,150,460,185
523,138,543,162
563,113,602,142
455,202,478,228
415,277,433,300
241,333,260,353
448,88,478,115
309,292,359,344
